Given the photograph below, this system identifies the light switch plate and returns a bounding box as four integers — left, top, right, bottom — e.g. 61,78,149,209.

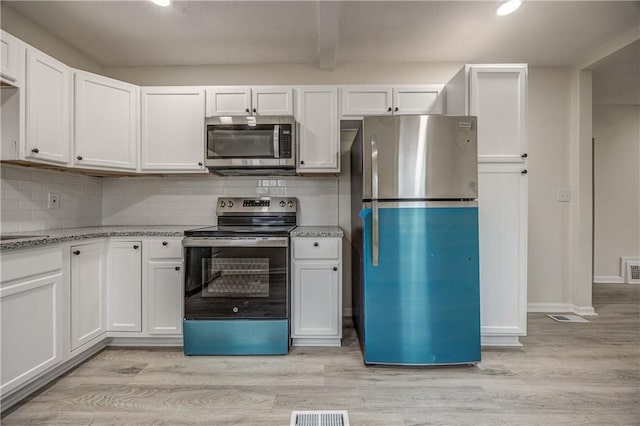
557,189,571,203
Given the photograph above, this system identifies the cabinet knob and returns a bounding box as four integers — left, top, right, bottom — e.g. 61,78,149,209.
77,156,83,161
73,250,80,255
133,245,139,249
313,242,319,247
162,241,168,246
521,153,528,158
521,169,528,175
175,266,181,271
31,147,39,154
387,107,392,112
245,108,250,113
300,160,305,165
198,162,203,167
394,107,399,112
333,266,338,271
252,108,257,113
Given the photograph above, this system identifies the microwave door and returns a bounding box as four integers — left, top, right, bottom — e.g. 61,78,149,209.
206,125,281,167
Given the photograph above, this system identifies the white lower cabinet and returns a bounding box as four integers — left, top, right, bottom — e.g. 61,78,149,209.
106,241,142,332
0,247,64,396
70,242,107,351
291,237,342,346
144,238,184,335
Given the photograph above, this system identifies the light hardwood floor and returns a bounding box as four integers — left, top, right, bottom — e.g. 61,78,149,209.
3,283,639,425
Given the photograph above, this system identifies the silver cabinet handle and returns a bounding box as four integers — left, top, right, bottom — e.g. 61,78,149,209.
371,136,379,267
273,125,280,158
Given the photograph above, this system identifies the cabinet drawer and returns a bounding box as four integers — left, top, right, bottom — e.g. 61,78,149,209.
293,238,339,260
146,238,182,259
1,247,63,283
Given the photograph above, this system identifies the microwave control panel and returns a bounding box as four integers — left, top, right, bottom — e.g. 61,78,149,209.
280,126,292,159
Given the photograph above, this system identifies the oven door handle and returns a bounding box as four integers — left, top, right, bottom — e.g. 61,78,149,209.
182,238,289,248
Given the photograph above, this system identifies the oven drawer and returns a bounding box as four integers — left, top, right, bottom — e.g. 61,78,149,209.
147,238,182,259
293,238,339,260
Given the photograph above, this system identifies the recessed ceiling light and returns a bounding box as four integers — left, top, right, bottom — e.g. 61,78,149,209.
496,0,522,16
150,0,171,7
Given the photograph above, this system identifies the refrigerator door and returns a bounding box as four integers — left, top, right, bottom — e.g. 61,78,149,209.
359,202,481,365
362,115,477,200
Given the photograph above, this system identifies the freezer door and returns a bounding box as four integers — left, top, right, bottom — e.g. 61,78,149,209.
359,204,481,365
362,115,477,200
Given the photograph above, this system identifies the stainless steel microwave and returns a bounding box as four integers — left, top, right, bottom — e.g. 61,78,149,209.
205,115,296,172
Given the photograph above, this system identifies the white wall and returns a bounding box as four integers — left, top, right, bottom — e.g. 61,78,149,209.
593,104,640,280
0,165,103,232
0,4,103,74
102,175,338,227
526,68,572,305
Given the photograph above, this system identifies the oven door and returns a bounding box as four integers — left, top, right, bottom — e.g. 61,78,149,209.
183,238,288,320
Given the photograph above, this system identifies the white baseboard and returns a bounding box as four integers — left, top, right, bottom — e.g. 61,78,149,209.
594,275,624,284
528,303,597,316
481,335,522,347
109,337,183,347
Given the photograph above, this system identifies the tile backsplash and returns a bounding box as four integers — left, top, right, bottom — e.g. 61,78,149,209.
1,165,103,232
102,175,338,226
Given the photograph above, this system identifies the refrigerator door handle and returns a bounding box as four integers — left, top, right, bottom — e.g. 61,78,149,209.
371,136,379,267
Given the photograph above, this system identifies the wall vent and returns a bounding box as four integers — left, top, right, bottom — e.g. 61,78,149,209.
625,259,640,284
290,411,350,426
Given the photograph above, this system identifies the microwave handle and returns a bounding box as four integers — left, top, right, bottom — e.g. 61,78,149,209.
273,125,280,158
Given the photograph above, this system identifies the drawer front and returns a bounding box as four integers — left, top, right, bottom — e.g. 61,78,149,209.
1,247,63,283
146,238,183,259
293,238,339,260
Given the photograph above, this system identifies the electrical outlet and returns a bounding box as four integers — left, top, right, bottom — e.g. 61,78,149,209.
557,189,572,203
48,193,60,209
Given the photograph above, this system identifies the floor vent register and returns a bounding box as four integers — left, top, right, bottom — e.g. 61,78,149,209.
547,314,589,323
290,411,350,426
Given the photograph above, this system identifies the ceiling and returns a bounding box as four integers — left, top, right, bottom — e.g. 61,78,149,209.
3,1,640,68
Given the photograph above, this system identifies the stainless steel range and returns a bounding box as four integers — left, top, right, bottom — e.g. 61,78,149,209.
182,197,297,355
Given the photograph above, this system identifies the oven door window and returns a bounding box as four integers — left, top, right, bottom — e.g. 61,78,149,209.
207,125,275,159
185,246,287,319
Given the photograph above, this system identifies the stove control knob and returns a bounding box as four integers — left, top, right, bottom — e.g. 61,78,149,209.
232,307,239,313
287,200,294,208
279,200,286,207
227,200,234,208
219,200,226,207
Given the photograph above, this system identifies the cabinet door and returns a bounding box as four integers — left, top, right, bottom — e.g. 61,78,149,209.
70,242,106,350
478,163,527,339
26,48,71,165
252,87,293,115
469,65,527,162
1,272,63,395
141,87,205,172
205,87,251,116
341,86,392,117
1,30,23,86
147,261,183,335
292,261,340,338
106,241,142,332
74,71,139,171
392,85,445,115
296,87,339,172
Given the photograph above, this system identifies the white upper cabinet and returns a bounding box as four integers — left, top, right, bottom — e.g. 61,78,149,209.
468,65,527,162
26,48,72,165
1,30,25,86
341,85,445,117
295,87,339,173
206,87,251,116
252,87,293,115
341,86,393,116
141,87,206,172
205,86,293,116
392,85,445,115
74,71,139,171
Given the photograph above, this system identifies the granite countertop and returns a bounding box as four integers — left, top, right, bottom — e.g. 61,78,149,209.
290,226,344,238
0,226,195,252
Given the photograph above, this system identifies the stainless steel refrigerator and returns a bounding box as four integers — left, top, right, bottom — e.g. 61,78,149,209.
350,115,480,365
